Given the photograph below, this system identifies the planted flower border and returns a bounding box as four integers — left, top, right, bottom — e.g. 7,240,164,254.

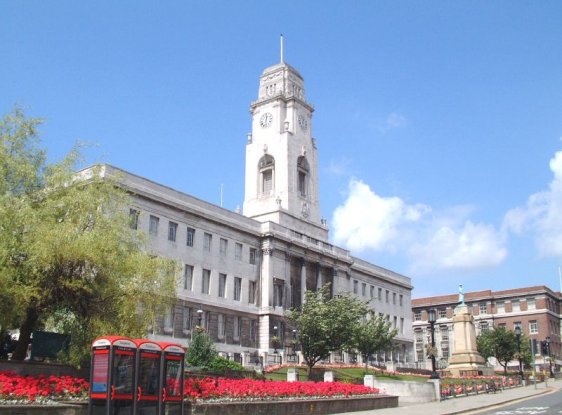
0,371,382,405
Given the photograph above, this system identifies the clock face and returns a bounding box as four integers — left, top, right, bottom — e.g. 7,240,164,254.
298,114,308,131
260,112,273,128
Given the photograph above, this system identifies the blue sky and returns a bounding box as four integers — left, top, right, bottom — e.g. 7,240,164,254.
2,1,562,298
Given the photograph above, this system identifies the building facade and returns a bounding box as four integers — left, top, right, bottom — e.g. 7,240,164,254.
84,57,414,367
412,286,561,372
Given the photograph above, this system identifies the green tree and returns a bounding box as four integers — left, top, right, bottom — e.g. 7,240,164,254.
186,327,217,369
477,326,519,374
185,327,244,372
286,284,368,376
351,314,398,372
0,109,178,365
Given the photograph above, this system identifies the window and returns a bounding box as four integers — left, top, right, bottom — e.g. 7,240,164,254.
273,280,284,307
183,265,193,291
378,288,382,300
250,320,257,342
438,308,447,319
414,310,422,321
233,316,241,340
234,277,242,301
259,154,275,195
386,290,389,303
496,302,505,313
370,286,375,298
512,300,520,312
262,170,273,193
399,294,403,306
218,273,227,298
393,316,398,329
202,269,210,295
186,227,195,247
400,317,404,334
182,307,191,333
163,306,174,333
530,320,538,334
362,283,366,297
235,243,243,261
479,303,487,315
527,298,536,310
168,221,178,242
297,156,309,197
149,215,159,236
249,248,257,265
393,292,396,304
218,314,225,339
248,281,256,304
220,238,228,257
353,280,358,295
203,233,212,252
129,208,139,230
514,321,522,330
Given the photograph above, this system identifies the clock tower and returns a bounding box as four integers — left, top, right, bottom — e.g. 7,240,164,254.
243,57,327,240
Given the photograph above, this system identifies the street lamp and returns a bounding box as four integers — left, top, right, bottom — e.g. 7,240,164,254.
428,309,439,379
514,326,523,380
196,305,203,327
546,337,553,378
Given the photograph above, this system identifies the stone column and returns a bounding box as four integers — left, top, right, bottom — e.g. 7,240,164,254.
300,258,307,304
261,246,274,308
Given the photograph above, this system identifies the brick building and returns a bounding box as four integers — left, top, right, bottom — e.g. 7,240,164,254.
412,286,561,372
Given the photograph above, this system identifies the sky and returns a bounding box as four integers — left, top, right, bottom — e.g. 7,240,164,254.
2,1,562,298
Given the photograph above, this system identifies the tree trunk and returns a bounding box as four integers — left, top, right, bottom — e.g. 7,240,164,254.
11,307,39,361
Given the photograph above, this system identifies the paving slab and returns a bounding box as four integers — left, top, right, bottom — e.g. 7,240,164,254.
335,379,561,415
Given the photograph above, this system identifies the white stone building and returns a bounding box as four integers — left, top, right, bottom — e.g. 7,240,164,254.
84,57,414,367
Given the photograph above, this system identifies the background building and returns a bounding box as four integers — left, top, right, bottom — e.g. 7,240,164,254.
412,286,561,372
83,56,415,368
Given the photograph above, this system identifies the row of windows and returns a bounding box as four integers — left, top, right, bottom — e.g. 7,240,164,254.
163,307,257,342
258,154,310,198
183,265,257,304
352,280,403,306
413,297,539,321
130,209,258,264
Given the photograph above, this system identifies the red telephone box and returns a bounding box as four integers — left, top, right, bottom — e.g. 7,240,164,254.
89,336,137,415
158,342,185,415
133,339,162,415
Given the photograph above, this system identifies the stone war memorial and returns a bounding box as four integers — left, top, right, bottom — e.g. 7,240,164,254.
446,285,494,376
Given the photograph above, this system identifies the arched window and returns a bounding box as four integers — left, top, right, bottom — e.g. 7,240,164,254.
297,156,310,197
259,154,275,195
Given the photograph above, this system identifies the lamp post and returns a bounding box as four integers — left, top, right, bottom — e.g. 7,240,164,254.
546,337,554,378
515,326,523,381
428,309,439,379
196,305,203,327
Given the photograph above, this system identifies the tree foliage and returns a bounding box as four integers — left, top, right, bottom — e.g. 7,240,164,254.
351,314,398,371
0,109,178,365
476,326,530,373
186,328,244,372
286,284,368,374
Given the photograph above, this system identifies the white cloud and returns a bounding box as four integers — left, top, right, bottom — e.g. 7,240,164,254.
377,112,408,133
409,222,507,273
331,179,507,273
503,150,562,257
332,179,429,252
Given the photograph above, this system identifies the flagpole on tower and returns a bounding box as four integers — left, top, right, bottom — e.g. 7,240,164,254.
280,34,284,63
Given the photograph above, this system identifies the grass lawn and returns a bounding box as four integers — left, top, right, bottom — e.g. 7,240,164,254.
265,366,427,383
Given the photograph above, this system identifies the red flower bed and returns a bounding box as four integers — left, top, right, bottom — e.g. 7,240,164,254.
0,371,89,402
184,377,379,402
0,371,378,404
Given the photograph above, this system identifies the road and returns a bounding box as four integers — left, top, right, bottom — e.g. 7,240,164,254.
475,388,562,415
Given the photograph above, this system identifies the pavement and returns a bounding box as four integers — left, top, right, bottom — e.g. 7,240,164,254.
335,378,562,415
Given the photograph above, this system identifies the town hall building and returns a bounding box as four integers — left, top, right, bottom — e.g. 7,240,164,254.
84,56,414,367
